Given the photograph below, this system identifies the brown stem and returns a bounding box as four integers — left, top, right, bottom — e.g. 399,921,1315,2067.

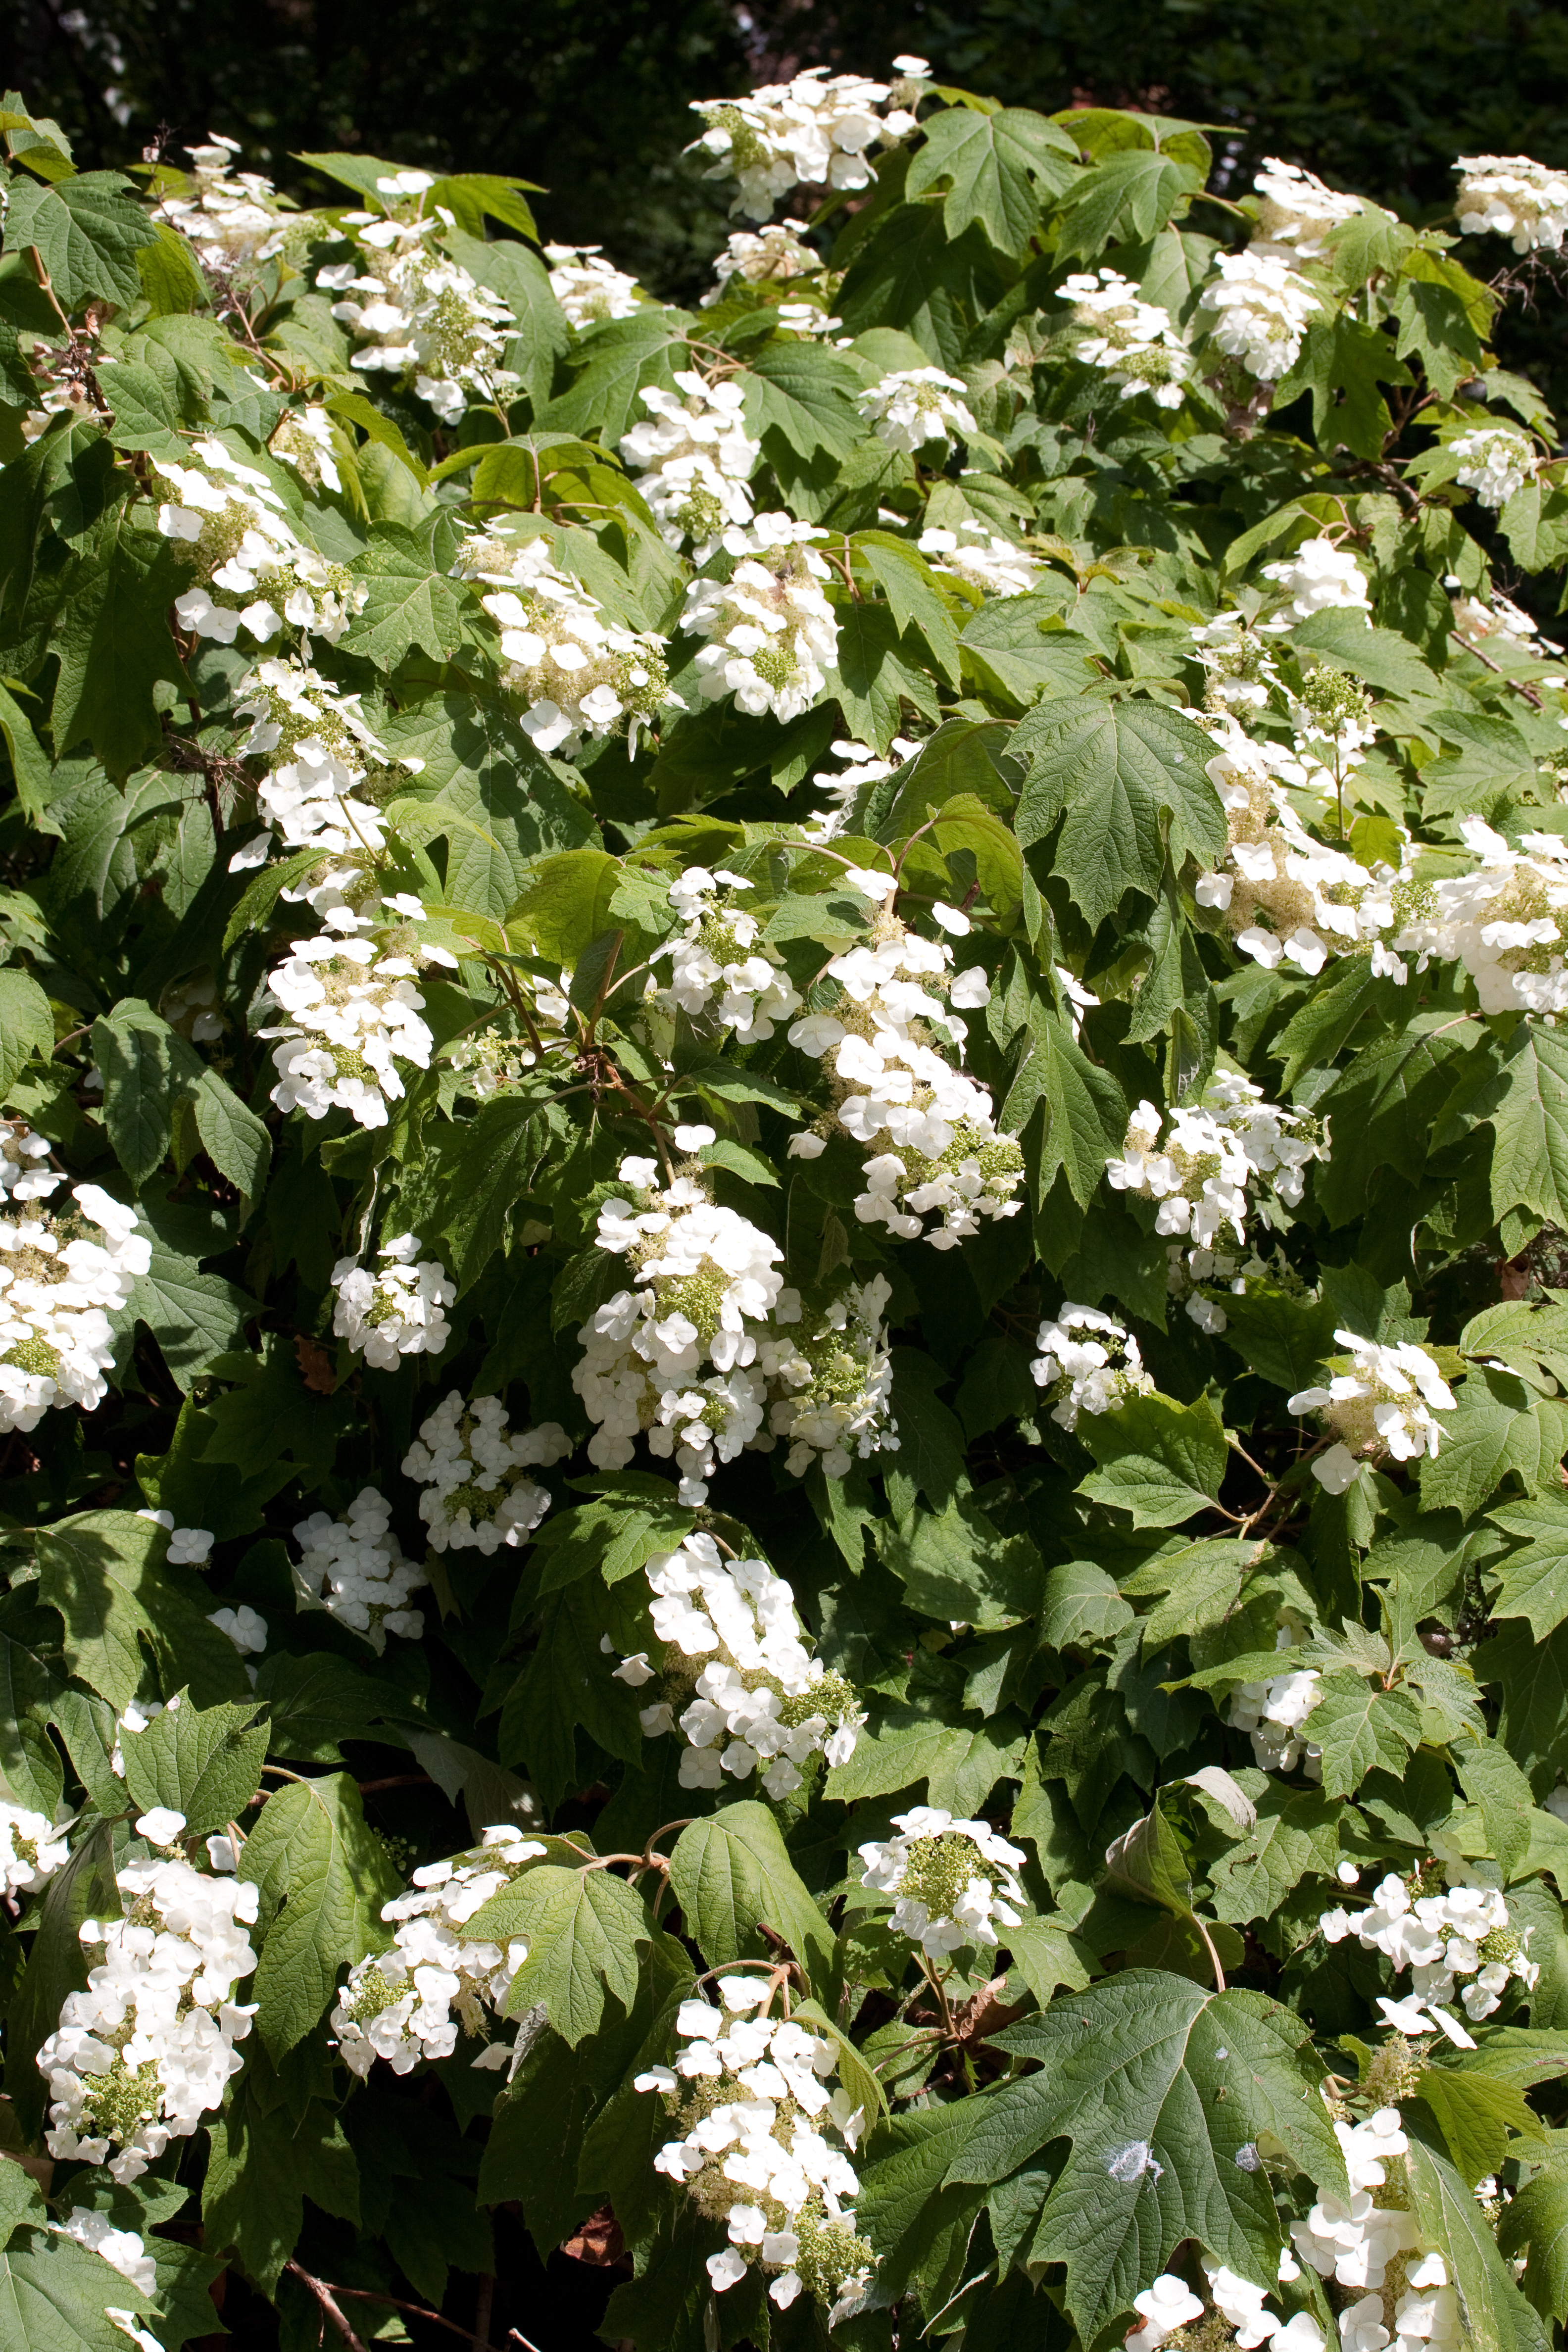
356,1775,437,1795
284,2264,371,2352
474,2274,495,2352
1462,635,1545,712
294,2273,494,2349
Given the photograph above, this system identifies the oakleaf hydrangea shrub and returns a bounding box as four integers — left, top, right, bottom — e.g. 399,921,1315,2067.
1,57,1568,2352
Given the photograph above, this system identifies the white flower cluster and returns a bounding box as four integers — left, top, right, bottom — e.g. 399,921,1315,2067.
681,513,839,722
1128,2268,1324,2352
319,193,517,422
703,218,819,302
135,1509,213,1565
800,735,923,845
331,1233,454,1370
332,1824,545,2076
1455,153,1568,253
208,1603,268,1657
1030,1303,1153,1431
1289,1330,1458,1491
1105,1075,1328,1286
1450,425,1536,508
1254,157,1364,255
689,70,917,219
462,531,678,757
918,520,1040,596
1061,268,1192,408
652,866,802,1041
402,1392,572,1555
0,1175,151,1435
620,370,760,556
1262,535,1371,623
1191,611,1287,714
271,402,343,495
161,133,291,271
1194,720,1410,982
232,654,396,858
158,438,365,650
262,908,435,1129
786,925,1024,1248
1226,1653,1323,1776
639,1977,873,2315
55,2203,159,2298
543,242,642,327
1451,590,1545,661
291,1486,427,1651
757,1274,898,1480
613,1530,864,1795
856,367,977,455
0,1121,58,1203
40,1851,259,2183
1290,2106,1465,2352
447,997,571,1096
1322,1867,1539,2029
574,1161,784,1505
857,1805,1027,1959
0,1799,68,1894
1393,816,1568,1016
1198,247,1319,381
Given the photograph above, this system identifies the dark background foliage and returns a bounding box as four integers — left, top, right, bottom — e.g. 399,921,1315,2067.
5,0,1568,304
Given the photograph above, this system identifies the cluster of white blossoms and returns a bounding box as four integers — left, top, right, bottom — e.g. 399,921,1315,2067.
703,218,819,302
1253,157,1364,255
786,922,1024,1248
689,69,918,219
1322,1866,1539,2030
318,192,517,423
639,1977,873,2315
401,1392,572,1555
1197,246,1319,381
160,133,292,272
681,513,839,722
612,1531,864,1795
856,367,977,455
271,401,344,495
39,1850,259,2184
1029,1303,1153,1431
543,242,642,328
446,993,571,1096
135,1509,214,1565
458,531,677,757
1106,1074,1328,1274
330,1233,454,1371
574,1160,784,1504
1450,588,1548,661
1450,424,1537,508
1455,153,1568,253
157,438,365,650
1191,611,1287,715
756,1274,898,1480
55,2203,160,2301
1193,719,1410,983
332,1824,544,2077
1226,1648,1324,1776
798,735,923,846
1261,535,1371,624
1288,1330,1457,1492
651,866,802,1042
1128,2268,1323,2352
1061,268,1193,408
291,1486,427,1650
208,1603,268,1658
1393,816,1568,1016
619,371,760,556
0,1799,69,1895
918,520,1040,596
261,904,437,1130
1291,2107,1460,2346
857,1807,1027,1959
232,654,398,859
0,1171,151,1435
